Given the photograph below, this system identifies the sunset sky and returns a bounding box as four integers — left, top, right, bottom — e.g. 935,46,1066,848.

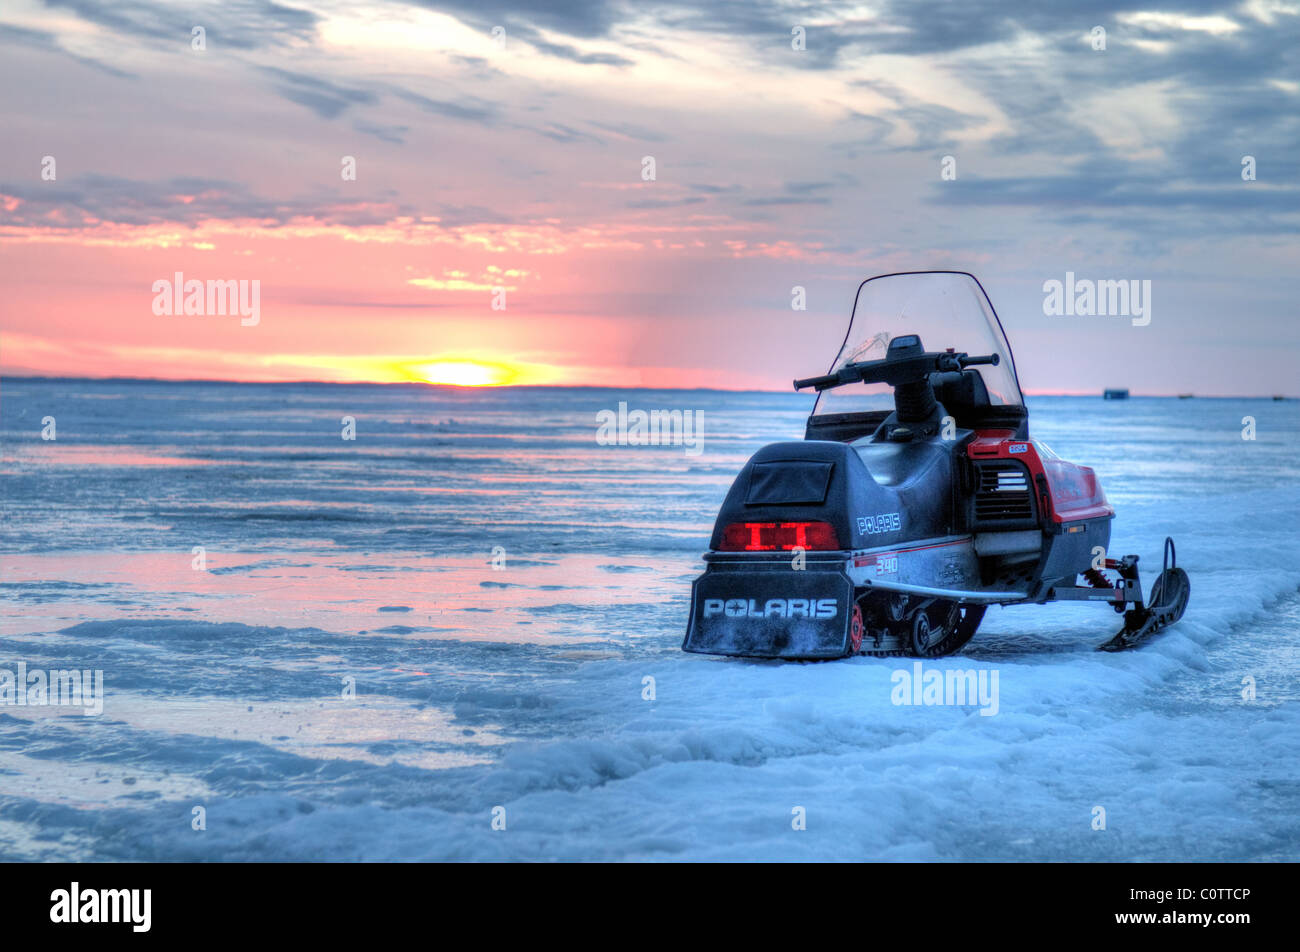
1,0,1297,394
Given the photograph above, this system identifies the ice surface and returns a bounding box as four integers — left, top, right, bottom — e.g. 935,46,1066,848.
1,381,1297,860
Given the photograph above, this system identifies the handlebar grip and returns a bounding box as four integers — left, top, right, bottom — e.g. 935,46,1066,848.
960,353,1000,367
793,374,839,391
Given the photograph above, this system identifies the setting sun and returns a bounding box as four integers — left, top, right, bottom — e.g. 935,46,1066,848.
414,359,520,387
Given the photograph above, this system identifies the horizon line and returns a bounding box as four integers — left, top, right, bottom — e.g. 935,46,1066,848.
0,373,1292,400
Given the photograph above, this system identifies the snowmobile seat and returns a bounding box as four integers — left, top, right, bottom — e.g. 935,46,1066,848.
931,369,990,426
931,369,1029,438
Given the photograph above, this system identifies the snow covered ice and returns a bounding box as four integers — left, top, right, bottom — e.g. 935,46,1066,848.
2,380,1298,860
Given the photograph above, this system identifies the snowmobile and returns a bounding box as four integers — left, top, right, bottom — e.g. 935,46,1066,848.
683,271,1189,659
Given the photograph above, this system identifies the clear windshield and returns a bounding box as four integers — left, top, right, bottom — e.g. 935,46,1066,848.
812,271,1023,416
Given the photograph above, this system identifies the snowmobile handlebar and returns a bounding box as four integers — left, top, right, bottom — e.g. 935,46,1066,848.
793,373,843,392
794,348,999,392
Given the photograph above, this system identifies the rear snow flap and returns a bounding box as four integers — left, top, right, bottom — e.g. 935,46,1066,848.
745,460,834,505
683,563,853,659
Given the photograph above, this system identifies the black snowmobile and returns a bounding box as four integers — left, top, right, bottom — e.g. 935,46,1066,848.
683,271,1189,659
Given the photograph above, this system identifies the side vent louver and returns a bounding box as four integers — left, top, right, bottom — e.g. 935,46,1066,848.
973,462,1035,524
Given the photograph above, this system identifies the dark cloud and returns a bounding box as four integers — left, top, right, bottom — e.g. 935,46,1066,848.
259,66,377,119
446,53,507,79
388,87,499,122
742,196,831,206
0,174,516,230
785,181,833,193
843,80,983,152
527,121,604,143
353,119,409,144
824,0,1247,56
522,31,634,66
939,172,1300,213
0,174,368,228
0,20,135,77
930,166,1300,237
626,196,707,208
11,0,1298,239
585,119,666,141
41,0,319,50
827,111,894,158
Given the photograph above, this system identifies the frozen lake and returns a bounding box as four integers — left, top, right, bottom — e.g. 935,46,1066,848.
1,380,1297,860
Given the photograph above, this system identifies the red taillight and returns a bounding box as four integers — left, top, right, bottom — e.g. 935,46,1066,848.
719,521,840,552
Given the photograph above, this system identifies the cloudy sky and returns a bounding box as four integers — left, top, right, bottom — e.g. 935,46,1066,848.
1,0,1296,393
